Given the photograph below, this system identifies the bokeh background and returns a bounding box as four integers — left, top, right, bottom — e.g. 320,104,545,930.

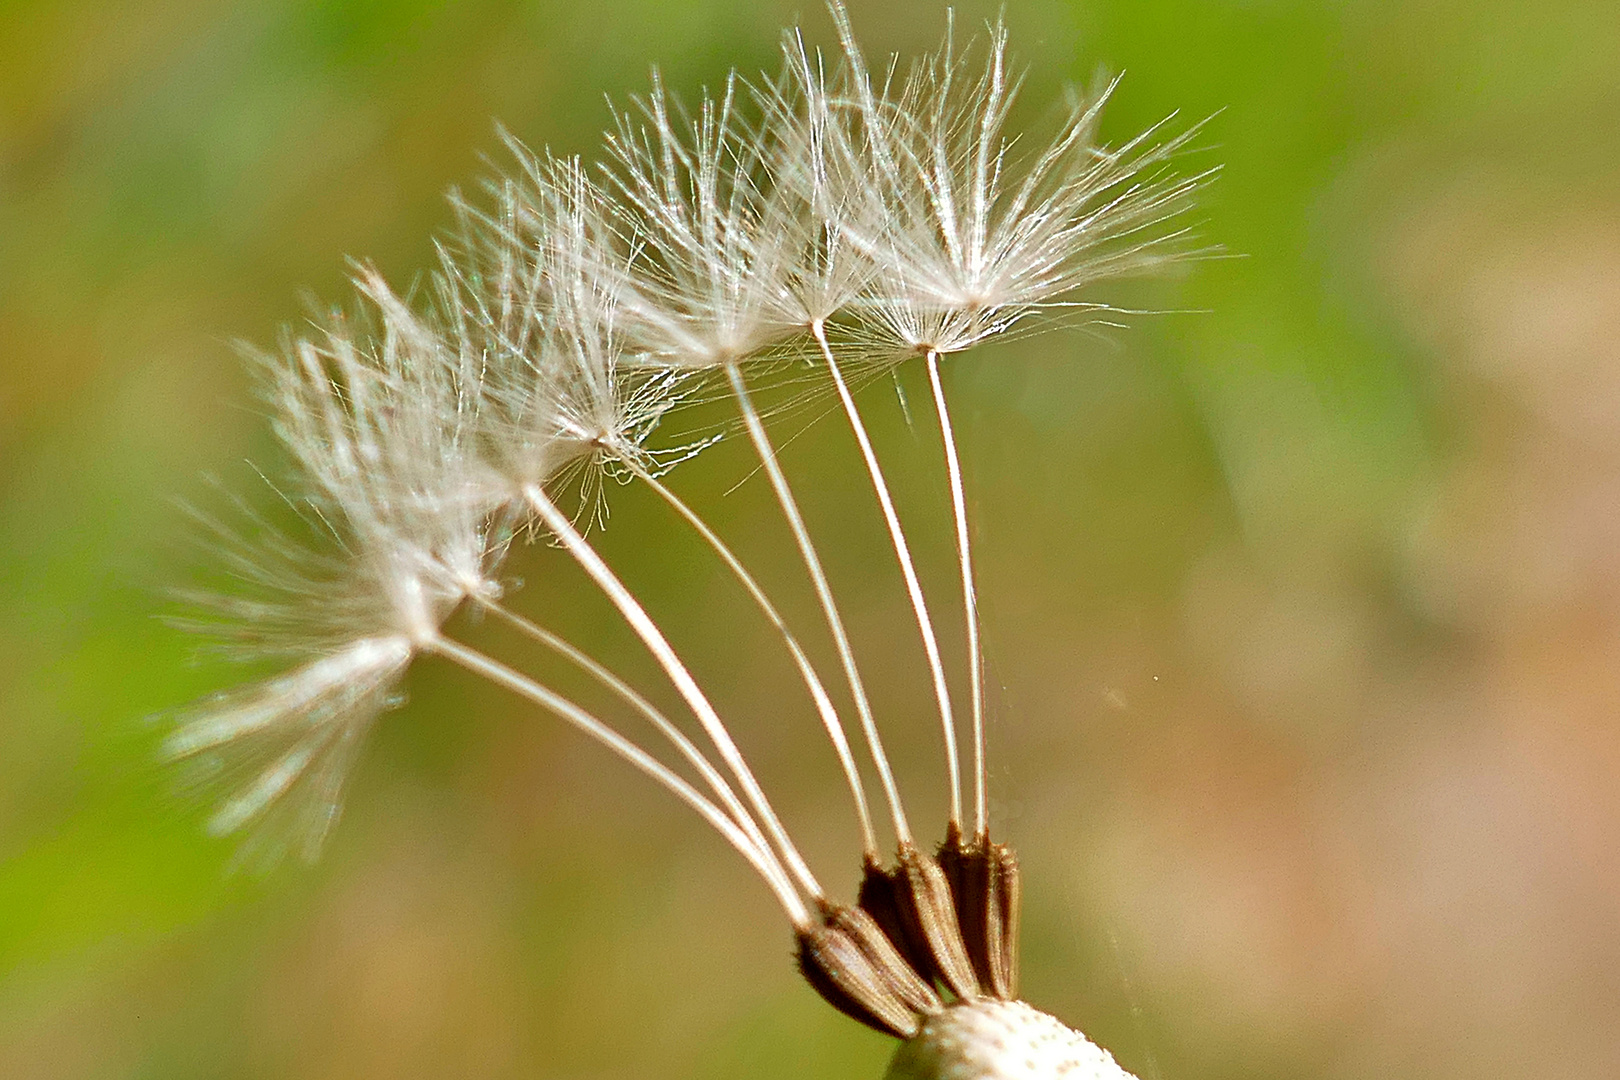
5,0,1620,1077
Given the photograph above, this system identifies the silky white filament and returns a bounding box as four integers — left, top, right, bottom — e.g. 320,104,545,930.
725,360,917,848
925,352,987,835
627,460,882,858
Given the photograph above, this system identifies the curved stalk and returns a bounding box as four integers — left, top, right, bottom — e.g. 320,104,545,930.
725,361,914,847
812,322,963,829
476,597,779,870
428,633,808,927
926,351,986,835
522,481,824,902
625,461,880,858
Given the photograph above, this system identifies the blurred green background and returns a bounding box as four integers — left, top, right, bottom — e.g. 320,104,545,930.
5,0,1620,1077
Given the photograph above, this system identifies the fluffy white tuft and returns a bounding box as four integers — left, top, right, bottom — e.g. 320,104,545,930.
167,274,504,864
827,10,1210,358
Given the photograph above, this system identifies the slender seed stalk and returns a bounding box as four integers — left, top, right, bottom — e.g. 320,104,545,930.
427,633,808,926
925,351,986,836
626,460,880,858
813,322,963,830
476,597,780,868
522,481,824,901
725,361,914,847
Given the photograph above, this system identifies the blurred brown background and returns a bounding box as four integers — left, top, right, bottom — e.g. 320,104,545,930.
4,0,1620,1077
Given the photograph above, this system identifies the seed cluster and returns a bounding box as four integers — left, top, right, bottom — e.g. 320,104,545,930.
164,8,1202,1048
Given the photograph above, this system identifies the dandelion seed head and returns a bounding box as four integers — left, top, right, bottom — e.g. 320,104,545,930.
461,152,698,521
825,12,1210,360
162,6,1203,1066
757,33,882,330
166,635,412,865
167,270,506,862
602,69,811,367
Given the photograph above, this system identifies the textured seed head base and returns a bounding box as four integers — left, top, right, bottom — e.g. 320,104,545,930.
884,1000,1138,1080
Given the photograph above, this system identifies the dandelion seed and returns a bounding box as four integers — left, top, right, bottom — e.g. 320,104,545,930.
827,7,1210,358
465,153,700,520
166,275,504,866
602,68,809,366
